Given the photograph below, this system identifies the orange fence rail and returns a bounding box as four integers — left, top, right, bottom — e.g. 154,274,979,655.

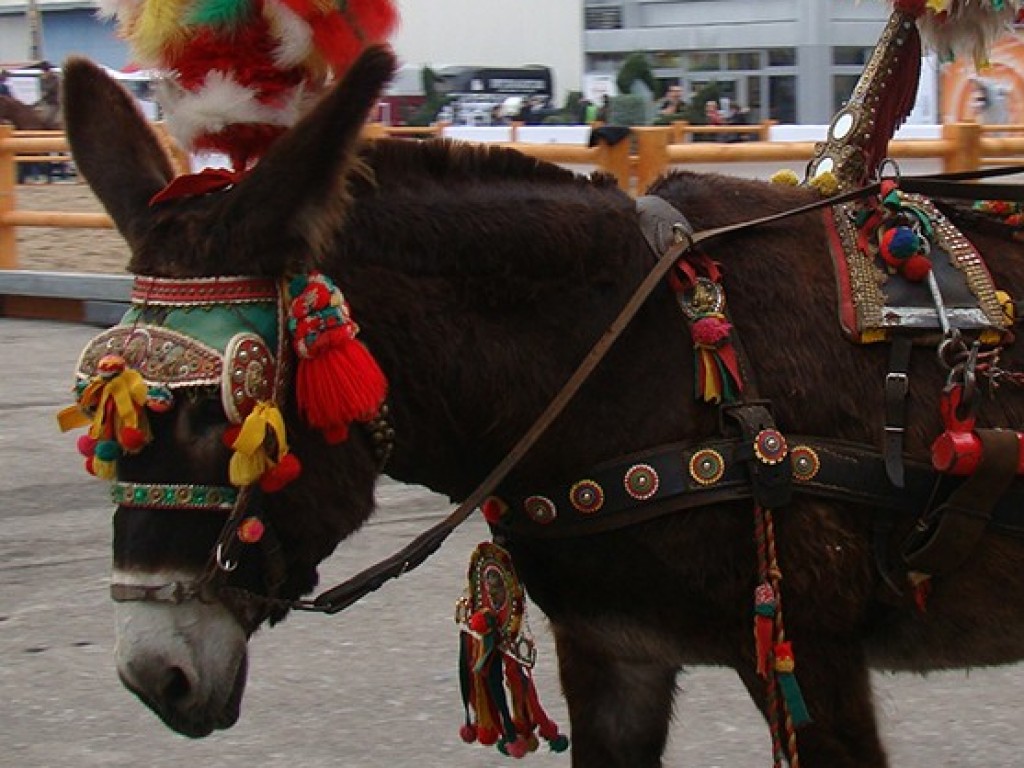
1,121,1023,270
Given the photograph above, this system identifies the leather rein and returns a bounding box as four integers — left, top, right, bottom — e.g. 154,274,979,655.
121,165,1024,620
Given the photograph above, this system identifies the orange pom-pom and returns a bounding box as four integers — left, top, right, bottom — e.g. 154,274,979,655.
237,516,266,544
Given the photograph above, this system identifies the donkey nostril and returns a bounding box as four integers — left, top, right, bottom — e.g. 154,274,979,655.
162,666,192,704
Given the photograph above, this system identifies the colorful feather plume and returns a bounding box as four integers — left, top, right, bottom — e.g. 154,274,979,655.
99,0,398,170
894,0,1022,65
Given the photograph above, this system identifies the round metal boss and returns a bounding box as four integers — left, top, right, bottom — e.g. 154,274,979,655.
624,463,660,500
753,428,788,465
569,479,605,514
790,445,821,482
688,448,726,486
524,495,557,525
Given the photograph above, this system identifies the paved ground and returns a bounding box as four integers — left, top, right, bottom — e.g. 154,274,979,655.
3,317,1024,768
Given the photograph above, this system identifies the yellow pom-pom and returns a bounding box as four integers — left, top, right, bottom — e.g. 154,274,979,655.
770,169,800,186
809,170,840,197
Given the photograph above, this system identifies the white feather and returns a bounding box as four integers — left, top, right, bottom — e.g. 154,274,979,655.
264,0,314,69
911,0,1021,63
159,70,311,148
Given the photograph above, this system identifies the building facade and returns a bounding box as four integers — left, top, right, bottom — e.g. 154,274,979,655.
0,1,125,67
584,0,894,124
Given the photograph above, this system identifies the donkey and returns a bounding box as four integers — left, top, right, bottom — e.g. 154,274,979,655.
62,46,1024,767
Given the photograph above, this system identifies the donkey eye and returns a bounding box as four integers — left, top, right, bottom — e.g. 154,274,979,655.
191,397,227,429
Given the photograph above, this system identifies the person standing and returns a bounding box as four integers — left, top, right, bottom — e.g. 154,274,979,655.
37,61,61,127
658,85,686,119
0,70,12,98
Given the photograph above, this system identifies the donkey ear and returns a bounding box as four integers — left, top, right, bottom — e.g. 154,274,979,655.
63,57,174,245
214,45,398,272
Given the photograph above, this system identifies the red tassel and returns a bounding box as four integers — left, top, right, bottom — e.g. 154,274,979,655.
296,331,387,442
863,19,921,175
289,272,388,443
754,582,776,678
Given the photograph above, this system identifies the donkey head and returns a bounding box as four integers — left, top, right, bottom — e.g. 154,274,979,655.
62,46,396,737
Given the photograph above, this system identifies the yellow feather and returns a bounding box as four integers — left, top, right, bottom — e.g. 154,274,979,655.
132,0,196,64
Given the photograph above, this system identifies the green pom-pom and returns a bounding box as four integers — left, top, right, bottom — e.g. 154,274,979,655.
548,734,570,753
94,440,122,462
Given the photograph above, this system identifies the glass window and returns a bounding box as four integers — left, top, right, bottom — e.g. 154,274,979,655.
833,47,873,66
688,52,721,72
767,48,796,67
832,74,860,113
651,51,682,68
769,75,796,123
726,52,760,71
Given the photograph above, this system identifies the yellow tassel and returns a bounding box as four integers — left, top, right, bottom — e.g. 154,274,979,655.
229,401,289,487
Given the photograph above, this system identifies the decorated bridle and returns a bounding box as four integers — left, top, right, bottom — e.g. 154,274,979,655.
58,271,390,622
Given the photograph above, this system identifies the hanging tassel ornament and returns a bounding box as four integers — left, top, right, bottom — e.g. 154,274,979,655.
57,354,153,479
691,312,743,404
288,272,387,443
754,582,777,679
226,401,302,492
456,542,568,758
774,641,812,727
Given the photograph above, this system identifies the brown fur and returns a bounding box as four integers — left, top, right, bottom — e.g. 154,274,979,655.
65,47,1024,767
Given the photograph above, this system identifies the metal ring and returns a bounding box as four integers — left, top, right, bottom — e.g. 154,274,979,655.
876,157,901,184
215,543,238,573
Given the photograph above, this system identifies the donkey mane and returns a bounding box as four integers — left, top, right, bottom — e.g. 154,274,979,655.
334,138,644,310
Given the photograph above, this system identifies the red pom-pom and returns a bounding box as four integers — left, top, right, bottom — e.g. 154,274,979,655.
468,610,493,635
84,455,97,476
77,434,97,457
119,426,147,452
480,496,507,524
259,452,302,493
476,725,499,746
691,315,732,347
901,253,932,282
237,516,266,544
459,724,477,743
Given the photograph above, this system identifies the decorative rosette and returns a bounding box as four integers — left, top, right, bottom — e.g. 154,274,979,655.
894,0,1023,65
98,0,398,170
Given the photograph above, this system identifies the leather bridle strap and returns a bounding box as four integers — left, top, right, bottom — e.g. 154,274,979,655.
300,181,885,615
899,164,1024,203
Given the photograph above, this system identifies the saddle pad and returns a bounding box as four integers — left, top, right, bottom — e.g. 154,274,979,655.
824,194,1008,343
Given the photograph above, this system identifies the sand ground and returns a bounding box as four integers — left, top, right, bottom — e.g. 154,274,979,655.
14,179,130,274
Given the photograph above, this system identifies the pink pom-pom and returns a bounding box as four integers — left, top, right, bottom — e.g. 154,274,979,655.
691,315,732,347
458,723,477,743
77,434,98,457
505,736,529,759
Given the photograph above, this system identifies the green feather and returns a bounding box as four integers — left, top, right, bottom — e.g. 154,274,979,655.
188,0,253,28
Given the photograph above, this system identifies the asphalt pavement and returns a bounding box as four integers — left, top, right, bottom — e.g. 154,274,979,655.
2,317,1023,768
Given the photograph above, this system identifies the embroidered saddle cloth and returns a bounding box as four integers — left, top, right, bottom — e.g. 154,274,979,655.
824,191,1009,344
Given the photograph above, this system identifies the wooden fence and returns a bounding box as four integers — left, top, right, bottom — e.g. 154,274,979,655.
1,121,1023,270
